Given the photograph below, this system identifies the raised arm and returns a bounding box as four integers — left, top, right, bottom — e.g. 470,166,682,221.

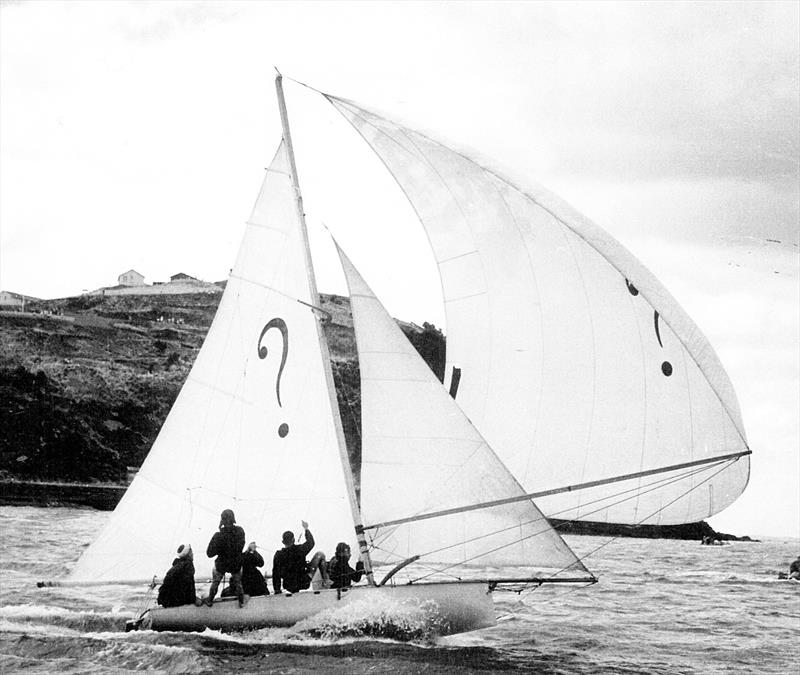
299,528,315,556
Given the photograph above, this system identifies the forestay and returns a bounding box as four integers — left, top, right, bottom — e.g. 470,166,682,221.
337,245,587,581
69,142,358,583
328,96,749,526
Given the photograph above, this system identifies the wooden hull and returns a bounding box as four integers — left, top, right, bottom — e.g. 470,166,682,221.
142,582,495,635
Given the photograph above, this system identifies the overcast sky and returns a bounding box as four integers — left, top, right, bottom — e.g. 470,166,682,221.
1,1,798,538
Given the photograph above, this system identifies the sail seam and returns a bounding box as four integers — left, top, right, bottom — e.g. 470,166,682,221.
629,279,649,524
679,339,696,523
438,249,480,265
443,289,489,303
244,219,291,232
327,97,493,429
395,125,493,430
561,232,598,520
229,273,298,302
183,374,256,405
486,181,546,492
326,95,749,449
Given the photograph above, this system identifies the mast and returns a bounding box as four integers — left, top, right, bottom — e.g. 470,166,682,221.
274,74,376,585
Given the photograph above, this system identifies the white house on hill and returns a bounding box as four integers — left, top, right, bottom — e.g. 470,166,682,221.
0,290,39,309
118,269,145,286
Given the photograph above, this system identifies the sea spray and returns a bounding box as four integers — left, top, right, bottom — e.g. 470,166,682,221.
0,604,130,633
292,591,450,643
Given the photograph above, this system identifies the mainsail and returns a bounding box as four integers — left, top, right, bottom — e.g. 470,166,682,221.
70,141,359,582
327,96,749,526
337,245,587,581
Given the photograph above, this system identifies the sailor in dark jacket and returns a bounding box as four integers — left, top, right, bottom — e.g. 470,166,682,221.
204,508,246,607
222,542,268,598
272,520,329,594
157,544,199,608
328,542,365,589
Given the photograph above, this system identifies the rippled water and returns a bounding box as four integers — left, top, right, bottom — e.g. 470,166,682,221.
1,506,797,674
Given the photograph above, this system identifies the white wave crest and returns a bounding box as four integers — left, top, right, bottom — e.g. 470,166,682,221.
291,592,449,643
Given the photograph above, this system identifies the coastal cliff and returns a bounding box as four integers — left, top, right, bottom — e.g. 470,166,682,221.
0,291,745,540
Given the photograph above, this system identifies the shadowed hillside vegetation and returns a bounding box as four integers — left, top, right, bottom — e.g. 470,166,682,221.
0,292,444,486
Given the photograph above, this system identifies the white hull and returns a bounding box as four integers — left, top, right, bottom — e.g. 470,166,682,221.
142,582,495,635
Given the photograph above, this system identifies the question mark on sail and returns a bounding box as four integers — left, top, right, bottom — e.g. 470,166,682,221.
257,318,289,437
626,279,672,377
653,311,673,376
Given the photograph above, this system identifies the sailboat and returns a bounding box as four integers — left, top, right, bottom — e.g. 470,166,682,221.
41,74,749,635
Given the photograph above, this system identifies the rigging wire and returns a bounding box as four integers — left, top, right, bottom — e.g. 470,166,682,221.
368,542,465,583
133,576,159,622
404,458,737,584
493,459,737,616
554,459,736,577
381,458,724,568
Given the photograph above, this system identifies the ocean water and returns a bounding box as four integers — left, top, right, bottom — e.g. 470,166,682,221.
0,506,797,674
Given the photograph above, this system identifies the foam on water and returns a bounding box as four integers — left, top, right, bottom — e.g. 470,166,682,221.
291,592,449,642
2,506,799,674
0,604,130,633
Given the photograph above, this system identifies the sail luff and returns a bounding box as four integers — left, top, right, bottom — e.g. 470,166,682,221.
274,76,375,583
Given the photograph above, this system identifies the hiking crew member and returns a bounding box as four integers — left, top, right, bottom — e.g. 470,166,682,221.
222,541,268,598
272,520,329,594
157,544,200,608
328,542,365,589
205,509,246,607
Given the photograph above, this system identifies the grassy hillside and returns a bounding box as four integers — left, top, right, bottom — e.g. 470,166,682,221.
0,292,444,486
